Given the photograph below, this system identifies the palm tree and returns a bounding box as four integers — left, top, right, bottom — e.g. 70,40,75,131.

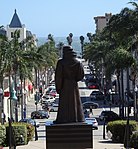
37,35,58,87
56,42,64,58
87,33,93,42
67,33,73,46
80,36,85,56
2,30,44,120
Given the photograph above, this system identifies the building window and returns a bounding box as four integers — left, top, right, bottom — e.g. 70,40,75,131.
11,31,20,38
17,32,20,38
11,32,14,38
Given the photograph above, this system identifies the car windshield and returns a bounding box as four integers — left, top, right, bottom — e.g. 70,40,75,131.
39,110,46,114
101,111,117,116
83,102,95,105
81,97,91,103
20,119,27,122
92,91,102,94
85,118,96,121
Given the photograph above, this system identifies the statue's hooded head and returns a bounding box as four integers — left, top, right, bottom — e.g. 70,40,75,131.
62,46,77,59
62,45,73,54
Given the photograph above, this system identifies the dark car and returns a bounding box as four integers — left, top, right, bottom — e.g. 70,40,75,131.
90,90,104,100
80,96,91,103
31,110,49,119
82,101,99,109
99,111,121,122
87,82,99,89
19,118,39,127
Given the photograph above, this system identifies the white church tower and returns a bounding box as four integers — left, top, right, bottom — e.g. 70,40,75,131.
6,9,26,42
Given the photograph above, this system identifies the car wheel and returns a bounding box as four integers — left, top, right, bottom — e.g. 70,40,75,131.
95,105,98,109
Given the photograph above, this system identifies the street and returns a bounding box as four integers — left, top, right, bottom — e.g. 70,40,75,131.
25,80,120,142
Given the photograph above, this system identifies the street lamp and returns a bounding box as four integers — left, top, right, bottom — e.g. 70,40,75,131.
23,89,27,119
10,82,18,121
0,88,4,124
134,86,138,121
109,89,112,111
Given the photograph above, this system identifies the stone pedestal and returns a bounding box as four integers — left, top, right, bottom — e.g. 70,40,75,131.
46,122,93,149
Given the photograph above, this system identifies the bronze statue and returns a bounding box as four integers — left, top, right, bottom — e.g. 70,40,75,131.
54,46,85,124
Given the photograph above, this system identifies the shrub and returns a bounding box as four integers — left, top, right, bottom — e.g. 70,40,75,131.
0,125,6,146
106,120,138,143
4,122,28,146
3,122,35,147
130,131,138,148
19,123,35,142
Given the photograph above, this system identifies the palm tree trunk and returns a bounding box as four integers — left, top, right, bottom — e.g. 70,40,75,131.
0,75,4,124
20,78,23,119
117,71,121,117
9,75,13,119
14,74,18,122
35,69,37,89
23,77,26,119
121,69,124,119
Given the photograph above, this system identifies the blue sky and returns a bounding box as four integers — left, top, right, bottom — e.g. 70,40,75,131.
0,0,133,37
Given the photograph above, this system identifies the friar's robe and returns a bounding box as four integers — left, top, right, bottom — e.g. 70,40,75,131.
55,51,85,123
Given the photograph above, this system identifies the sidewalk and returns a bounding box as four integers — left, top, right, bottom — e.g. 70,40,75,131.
3,138,125,149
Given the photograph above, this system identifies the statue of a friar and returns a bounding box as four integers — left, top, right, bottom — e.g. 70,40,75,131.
54,45,85,124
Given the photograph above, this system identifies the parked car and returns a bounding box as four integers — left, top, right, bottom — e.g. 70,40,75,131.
85,117,98,130
49,103,59,112
31,110,49,119
99,110,121,122
19,118,39,127
45,86,56,94
49,89,59,97
87,82,99,89
82,101,99,109
41,95,55,105
90,90,104,100
80,96,91,103
41,102,49,110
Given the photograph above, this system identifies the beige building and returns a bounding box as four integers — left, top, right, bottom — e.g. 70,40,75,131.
94,13,112,33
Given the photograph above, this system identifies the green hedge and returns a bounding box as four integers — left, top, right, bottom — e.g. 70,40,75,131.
0,125,6,146
5,123,28,146
130,131,138,148
106,120,138,143
0,122,35,147
18,122,35,142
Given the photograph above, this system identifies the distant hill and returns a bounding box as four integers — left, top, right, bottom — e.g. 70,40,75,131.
37,37,88,56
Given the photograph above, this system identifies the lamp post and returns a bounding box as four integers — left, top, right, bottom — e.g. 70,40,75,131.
23,89,27,119
0,88,4,124
9,77,18,121
109,89,112,111
103,117,106,139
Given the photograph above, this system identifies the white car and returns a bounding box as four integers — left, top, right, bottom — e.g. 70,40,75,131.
41,95,55,105
85,117,98,130
49,103,59,112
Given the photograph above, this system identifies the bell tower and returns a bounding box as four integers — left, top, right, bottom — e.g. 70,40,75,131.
6,9,26,42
